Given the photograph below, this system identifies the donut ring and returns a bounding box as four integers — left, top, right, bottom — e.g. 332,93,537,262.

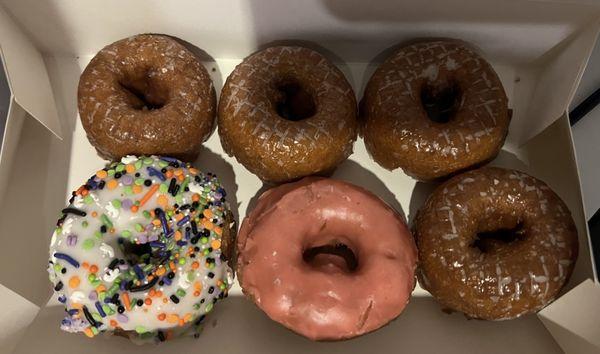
361,40,510,180
218,46,358,183
237,178,417,340
414,167,578,320
78,34,216,161
48,156,235,342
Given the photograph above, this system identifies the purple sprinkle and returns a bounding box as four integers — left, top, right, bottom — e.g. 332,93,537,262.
156,209,169,235
145,224,154,232
118,264,129,271
147,167,166,181
149,241,165,248
177,215,190,227
58,295,67,303
148,234,159,242
95,301,106,317
185,229,191,240
121,175,133,186
133,265,145,280
159,156,180,163
120,281,128,290
54,253,80,268
176,241,188,247
67,309,79,316
137,234,148,244
66,234,78,247
117,314,129,323
88,291,98,301
122,198,133,209
162,277,172,286
214,193,222,200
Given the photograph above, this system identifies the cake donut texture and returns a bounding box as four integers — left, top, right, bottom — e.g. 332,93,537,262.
48,156,234,342
414,167,578,320
361,40,510,180
78,34,216,161
237,178,417,340
218,46,358,183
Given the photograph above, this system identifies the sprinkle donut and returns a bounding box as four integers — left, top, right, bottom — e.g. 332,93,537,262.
414,167,578,320
218,46,358,183
237,178,417,340
78,34,216,161
361,40,510,180
48,156,235,342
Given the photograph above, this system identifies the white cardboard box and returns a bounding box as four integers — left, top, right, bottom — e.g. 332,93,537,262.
0,0,599,353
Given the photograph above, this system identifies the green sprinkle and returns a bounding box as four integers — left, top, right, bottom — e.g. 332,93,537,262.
135,223,144,232
201,237,208,244
143,158,153,165
159,183,168,193
176,289,186,297
143,210,151,219
107,169,115,177
111,199,122,209
92,313,103,322
94,231,102,240
92,279,101,287
135,326,148,334
205,303,213,313
203,249,209,256
108,283,119,295
91,326,99,335
84,195,94,205
115,164,125,172
82,239,95,250
179,177,190,195
187,272,195,281
134,160,143,170
102,304,113,315
122,230,132,238
219,283,226,290
178,258,186,265
88,274,96,282
193,303,200,310
98,292,106,302
100,214,113,228
82,221,88,228
55,227,62,235
175,194,183,205
135,178,145,186
53,264,62,273
124,186,133,195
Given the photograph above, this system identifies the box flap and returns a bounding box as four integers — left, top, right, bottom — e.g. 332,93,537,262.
0,284,39,354
538,279,600,354
0,5,62,139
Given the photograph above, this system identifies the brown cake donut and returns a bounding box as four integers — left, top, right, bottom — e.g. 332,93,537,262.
414,167,578,320
218,46,358,183
361,40,510,181
78,34,216,161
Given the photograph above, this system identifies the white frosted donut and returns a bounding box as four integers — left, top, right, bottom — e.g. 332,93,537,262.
48,155,235,343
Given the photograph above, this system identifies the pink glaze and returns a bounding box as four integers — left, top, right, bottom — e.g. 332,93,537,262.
237,177,418,340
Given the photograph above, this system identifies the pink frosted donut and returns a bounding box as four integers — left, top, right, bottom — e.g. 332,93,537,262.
237,178,418,340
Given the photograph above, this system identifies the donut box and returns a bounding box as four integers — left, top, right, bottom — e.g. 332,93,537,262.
0,0,599,353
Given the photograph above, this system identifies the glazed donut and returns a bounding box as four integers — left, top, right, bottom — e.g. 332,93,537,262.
78,34,216,161
414,167,578,320
48,156,235,342
237,177,417,340
361,40,510,181
218,46,358,183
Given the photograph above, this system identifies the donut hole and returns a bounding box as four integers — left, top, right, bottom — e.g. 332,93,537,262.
119,71,168,111
302,242,359,273
274,79,316,121
420,80,462,124
472,221,526,254
119,237,166,265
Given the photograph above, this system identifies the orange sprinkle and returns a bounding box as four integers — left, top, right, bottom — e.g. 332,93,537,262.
80,189,89,196
130,205,139,213
163,297,168,304
145,298,152,306
110,320,118,327
194,281,202,290
192,193,200,202
216,280,224,288
107,180,118,190
193,291,200,297
139,184,159,207
174,169,183,176
122,293,131,311
214,226,222,236
203,220,214,230
84,327,95,338
203,209,213,218
177,174,185,182
174,231,182,241
174,214,184,222
132,185,143,194
179,319,185,326
191,261,199,269
96,284,106,293
211,240,221,250
155,267,166,276
157,195,168,208
91,211,98,218
165,171,174,178
183,313,192,323
96,170,108,179
109,228,115,234
189,168,198,175
169,261,176,271
148,289,156,297
152,219,162,227
68,276,80,289
89,265,98,274
125,164,135,174
157,313,166,321
82,262,90,269
71,303,83,310
166,314,179,324
155,290,163,297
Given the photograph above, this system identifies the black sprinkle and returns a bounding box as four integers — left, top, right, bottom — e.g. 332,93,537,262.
208,286,215,294
61,268,67,274
100,225,107,233
54,281,63,291
98,180,105,189
190,237,199,245
82,306,99,327
168,178,177,194
167,272,175,279
160,168,167,173
212,298,217,303
191,221,198,235
61,207,87,217
135,173,140,177
200,299,205,304
114,172,122,179
108,258,119,270
111,293,120,304
117,306,125,313
207,272,214,278
136,299,144,306
170,295,180,304
172,185,180,196
157,331,166,342
144,179,152,187
158,281,164,286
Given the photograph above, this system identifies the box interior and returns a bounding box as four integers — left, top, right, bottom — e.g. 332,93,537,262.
0,0,599,353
